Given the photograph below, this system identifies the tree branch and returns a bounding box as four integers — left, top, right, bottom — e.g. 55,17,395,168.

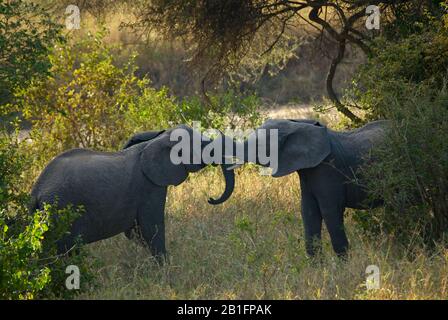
326,36,361,123
309,6,362,123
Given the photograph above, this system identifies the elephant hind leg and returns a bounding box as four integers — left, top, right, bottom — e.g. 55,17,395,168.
124,219,139,239
318,200,349,257
124,221,146,246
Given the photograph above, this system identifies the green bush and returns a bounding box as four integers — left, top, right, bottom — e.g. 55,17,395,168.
0,0,64,106
0,209,51,299
356,81,448,246
340,4,448,282
0,128,29,213
346,5,448,247
18,30,150,157
0,203,91,300
345,16,448,121
178,90,263,131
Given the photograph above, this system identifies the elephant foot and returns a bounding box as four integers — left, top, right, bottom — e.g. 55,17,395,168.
335,249,349,261
124,225,168,265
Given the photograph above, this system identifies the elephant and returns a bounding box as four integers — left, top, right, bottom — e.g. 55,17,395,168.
119,129,235,240
232,119,389,257
29,125,235,260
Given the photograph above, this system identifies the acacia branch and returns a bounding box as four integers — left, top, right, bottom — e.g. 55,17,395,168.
309,5,363,123
326,36,360,123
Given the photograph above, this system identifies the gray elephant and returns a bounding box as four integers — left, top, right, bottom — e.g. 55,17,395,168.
30,125,235,260
233,119,389,257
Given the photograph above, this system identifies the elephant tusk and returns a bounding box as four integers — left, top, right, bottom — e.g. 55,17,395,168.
223,155,243,170
227,163,243,170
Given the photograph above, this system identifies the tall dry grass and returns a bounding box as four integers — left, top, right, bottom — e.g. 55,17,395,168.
73,105,448,300
78,162,448,300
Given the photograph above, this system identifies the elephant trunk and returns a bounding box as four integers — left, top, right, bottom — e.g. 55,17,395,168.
206,133,236,205
208,164,235,205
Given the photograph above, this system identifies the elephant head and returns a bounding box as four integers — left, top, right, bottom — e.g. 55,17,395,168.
236,119,331,177
124,125,235,204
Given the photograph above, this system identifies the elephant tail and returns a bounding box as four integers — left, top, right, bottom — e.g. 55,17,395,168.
28,195,41,215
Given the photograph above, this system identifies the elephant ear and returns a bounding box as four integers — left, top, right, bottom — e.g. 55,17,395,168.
288,119,323,126
123,130,165,149
261,120,331,177
139,131,188,187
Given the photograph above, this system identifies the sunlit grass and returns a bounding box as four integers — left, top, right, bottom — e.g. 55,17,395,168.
78,166,448,300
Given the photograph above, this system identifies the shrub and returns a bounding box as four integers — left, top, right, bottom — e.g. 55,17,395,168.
345,16,448,121
178,90,263,131
346,6,448,247
0,208,51,299
0,203,91,299
17,30,149,156
0,0,64,106
356,82,448,247
0,127,29,213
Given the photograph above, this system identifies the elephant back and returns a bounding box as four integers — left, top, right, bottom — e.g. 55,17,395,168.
122,131,165,149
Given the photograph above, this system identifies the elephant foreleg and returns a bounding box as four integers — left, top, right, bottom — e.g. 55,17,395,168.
301,188,323,257
137,188,167,263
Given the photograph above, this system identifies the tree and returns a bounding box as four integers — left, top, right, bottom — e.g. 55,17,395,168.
126,0,438,123
0,0,64,107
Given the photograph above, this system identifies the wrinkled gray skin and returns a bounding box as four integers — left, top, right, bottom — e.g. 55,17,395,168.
30,125,235,260
236,119,389,257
